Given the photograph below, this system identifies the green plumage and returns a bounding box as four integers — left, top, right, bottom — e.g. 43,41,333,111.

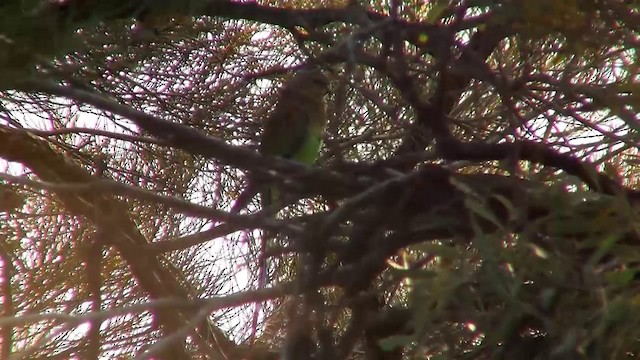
230,69,330,213
259,69,330,208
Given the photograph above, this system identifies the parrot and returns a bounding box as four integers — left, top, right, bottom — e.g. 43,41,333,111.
231,68,330,213
234,68,330,342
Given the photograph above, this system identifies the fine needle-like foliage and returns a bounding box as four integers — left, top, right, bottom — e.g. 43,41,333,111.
0,0,639,359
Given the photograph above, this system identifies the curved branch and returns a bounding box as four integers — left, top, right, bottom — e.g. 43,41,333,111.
0,125,235,358
437,139,640,198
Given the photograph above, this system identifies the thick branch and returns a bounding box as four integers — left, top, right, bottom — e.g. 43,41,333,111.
0,126,235,358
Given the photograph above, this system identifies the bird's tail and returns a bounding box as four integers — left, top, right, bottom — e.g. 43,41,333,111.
260,186,281,210
250,186,283,342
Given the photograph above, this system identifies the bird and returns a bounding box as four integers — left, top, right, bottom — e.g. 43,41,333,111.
234,68,330,343
231,68,330,213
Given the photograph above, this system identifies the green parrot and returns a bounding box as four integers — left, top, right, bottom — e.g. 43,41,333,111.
231,68,330,212
259,68,330,207
235,69,330,341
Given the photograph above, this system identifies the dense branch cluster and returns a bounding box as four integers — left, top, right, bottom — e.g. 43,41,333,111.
0,0,639,359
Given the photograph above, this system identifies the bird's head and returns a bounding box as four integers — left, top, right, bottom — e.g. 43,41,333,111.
284,69,331,99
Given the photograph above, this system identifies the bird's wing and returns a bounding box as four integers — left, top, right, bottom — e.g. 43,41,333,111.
260,100,312,160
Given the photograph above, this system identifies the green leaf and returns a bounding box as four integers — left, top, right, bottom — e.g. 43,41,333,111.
378,335,413,351
425,0,449,24
605,269,636,287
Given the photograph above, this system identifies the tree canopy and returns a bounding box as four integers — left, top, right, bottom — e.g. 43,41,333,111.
1,0,640,359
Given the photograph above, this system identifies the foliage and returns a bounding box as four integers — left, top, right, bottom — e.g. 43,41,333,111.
0,0,639,359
